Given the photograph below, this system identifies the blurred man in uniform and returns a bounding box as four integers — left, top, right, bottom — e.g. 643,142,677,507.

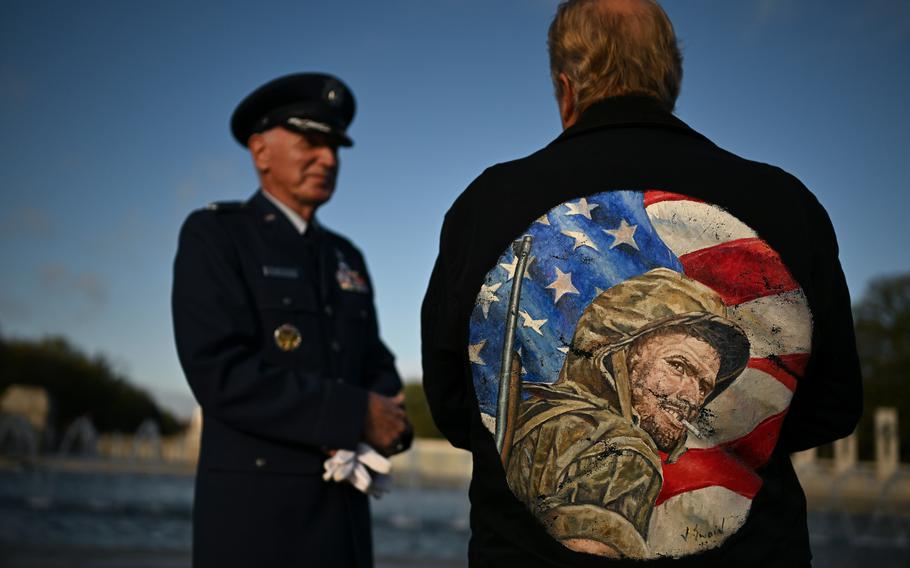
173,73,410,568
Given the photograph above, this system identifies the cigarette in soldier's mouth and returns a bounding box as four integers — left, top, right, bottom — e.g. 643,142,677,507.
681,419,702,438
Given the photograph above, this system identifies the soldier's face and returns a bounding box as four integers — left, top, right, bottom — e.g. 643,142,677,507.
628,331,721,452
254,127,339,209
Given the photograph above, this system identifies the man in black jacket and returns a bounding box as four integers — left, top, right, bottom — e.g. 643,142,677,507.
421,1,862,566
173,73,409,568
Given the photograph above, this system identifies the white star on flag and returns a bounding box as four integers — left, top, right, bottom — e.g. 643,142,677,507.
468,340,487,365
519,310,547,335
557,346,570,354
535,214,550,226
500,255,535,281
476,282,502,318
604,219,640,250
561,230,600,252
546,267,580,304
565,198,598,220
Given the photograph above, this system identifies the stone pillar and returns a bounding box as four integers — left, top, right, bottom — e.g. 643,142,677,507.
833,433,857,475
791,447,817,468
185,407,202,464
875,407,899,481
0,385,49,432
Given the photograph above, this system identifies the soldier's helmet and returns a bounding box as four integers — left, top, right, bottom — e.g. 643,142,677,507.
558,267,750,406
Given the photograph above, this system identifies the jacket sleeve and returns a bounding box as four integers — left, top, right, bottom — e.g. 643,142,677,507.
172,211,368,451
421,209,474,450
780,193,863,452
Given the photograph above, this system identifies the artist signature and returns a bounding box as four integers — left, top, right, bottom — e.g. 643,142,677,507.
679,516,730,543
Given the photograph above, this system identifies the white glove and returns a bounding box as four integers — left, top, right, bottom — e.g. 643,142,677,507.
322,443,392,497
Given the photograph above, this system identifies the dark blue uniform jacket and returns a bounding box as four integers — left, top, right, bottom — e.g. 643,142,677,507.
173,190,402,567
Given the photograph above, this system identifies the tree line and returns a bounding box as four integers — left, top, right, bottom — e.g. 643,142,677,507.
852,273,910,462
0,335,183,437
0,271,906,460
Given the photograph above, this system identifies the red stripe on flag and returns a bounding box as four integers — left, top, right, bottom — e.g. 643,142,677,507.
656,447,762,506
655,412,788,504
643,190,704,207
747,354,810,392
722,411,787,470
679,238,800,305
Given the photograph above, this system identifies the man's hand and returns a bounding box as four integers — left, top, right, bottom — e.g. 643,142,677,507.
363,392,408,453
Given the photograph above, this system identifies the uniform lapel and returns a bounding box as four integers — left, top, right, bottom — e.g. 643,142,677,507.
247,191,322,305
247,191,304,249
310,223,339,309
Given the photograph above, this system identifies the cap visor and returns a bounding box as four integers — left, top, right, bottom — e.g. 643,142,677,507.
282,124,353,147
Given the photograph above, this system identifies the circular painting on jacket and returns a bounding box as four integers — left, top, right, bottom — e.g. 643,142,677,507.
468,189,812,559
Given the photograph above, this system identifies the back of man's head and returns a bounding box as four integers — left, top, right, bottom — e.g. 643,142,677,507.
548,0,682,115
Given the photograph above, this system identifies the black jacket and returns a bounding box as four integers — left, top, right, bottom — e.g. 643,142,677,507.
173,191,402,567
421,96,862,567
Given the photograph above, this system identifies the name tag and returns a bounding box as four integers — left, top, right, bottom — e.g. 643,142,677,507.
262,265,299,279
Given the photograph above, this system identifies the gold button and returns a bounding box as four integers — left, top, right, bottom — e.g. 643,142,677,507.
255,457,266,468
274,324,302,351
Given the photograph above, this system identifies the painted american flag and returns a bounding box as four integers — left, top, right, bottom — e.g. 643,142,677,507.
468,189,812,557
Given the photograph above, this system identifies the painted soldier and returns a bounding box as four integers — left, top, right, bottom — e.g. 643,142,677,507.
506,268,750,558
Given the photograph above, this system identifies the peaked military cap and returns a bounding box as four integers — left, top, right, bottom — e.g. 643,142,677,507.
230,73,356,148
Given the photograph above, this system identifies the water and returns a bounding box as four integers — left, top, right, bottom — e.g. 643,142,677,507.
0,469,470,559
0,469,194,551
0,469,907,566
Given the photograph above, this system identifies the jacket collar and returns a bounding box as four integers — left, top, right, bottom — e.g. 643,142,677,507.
550,95,711,146
259,189,309,235
247,190,322,239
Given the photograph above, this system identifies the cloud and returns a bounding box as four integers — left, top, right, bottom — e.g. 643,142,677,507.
37,263,108,314
0,206,54,239
0,295,31,323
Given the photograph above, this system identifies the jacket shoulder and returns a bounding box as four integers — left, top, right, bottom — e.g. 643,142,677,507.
205,200,245,213
178,201,249,247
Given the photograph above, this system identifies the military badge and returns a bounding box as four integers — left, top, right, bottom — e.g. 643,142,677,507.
322,78,345,107
274,323,302,351
335,250,369,293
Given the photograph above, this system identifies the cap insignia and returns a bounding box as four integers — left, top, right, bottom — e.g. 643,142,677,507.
287,117,332,133
322,79,344,108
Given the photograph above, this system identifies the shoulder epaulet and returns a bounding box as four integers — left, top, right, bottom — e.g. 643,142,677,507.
204,201,244,213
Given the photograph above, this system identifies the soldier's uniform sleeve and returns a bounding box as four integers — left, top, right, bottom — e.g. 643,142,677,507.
506,410,662,558
421,206,474,450
172,210,368,450
779,188,863,452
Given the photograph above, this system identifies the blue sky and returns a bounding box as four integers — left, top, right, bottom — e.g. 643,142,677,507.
1,0,908,418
